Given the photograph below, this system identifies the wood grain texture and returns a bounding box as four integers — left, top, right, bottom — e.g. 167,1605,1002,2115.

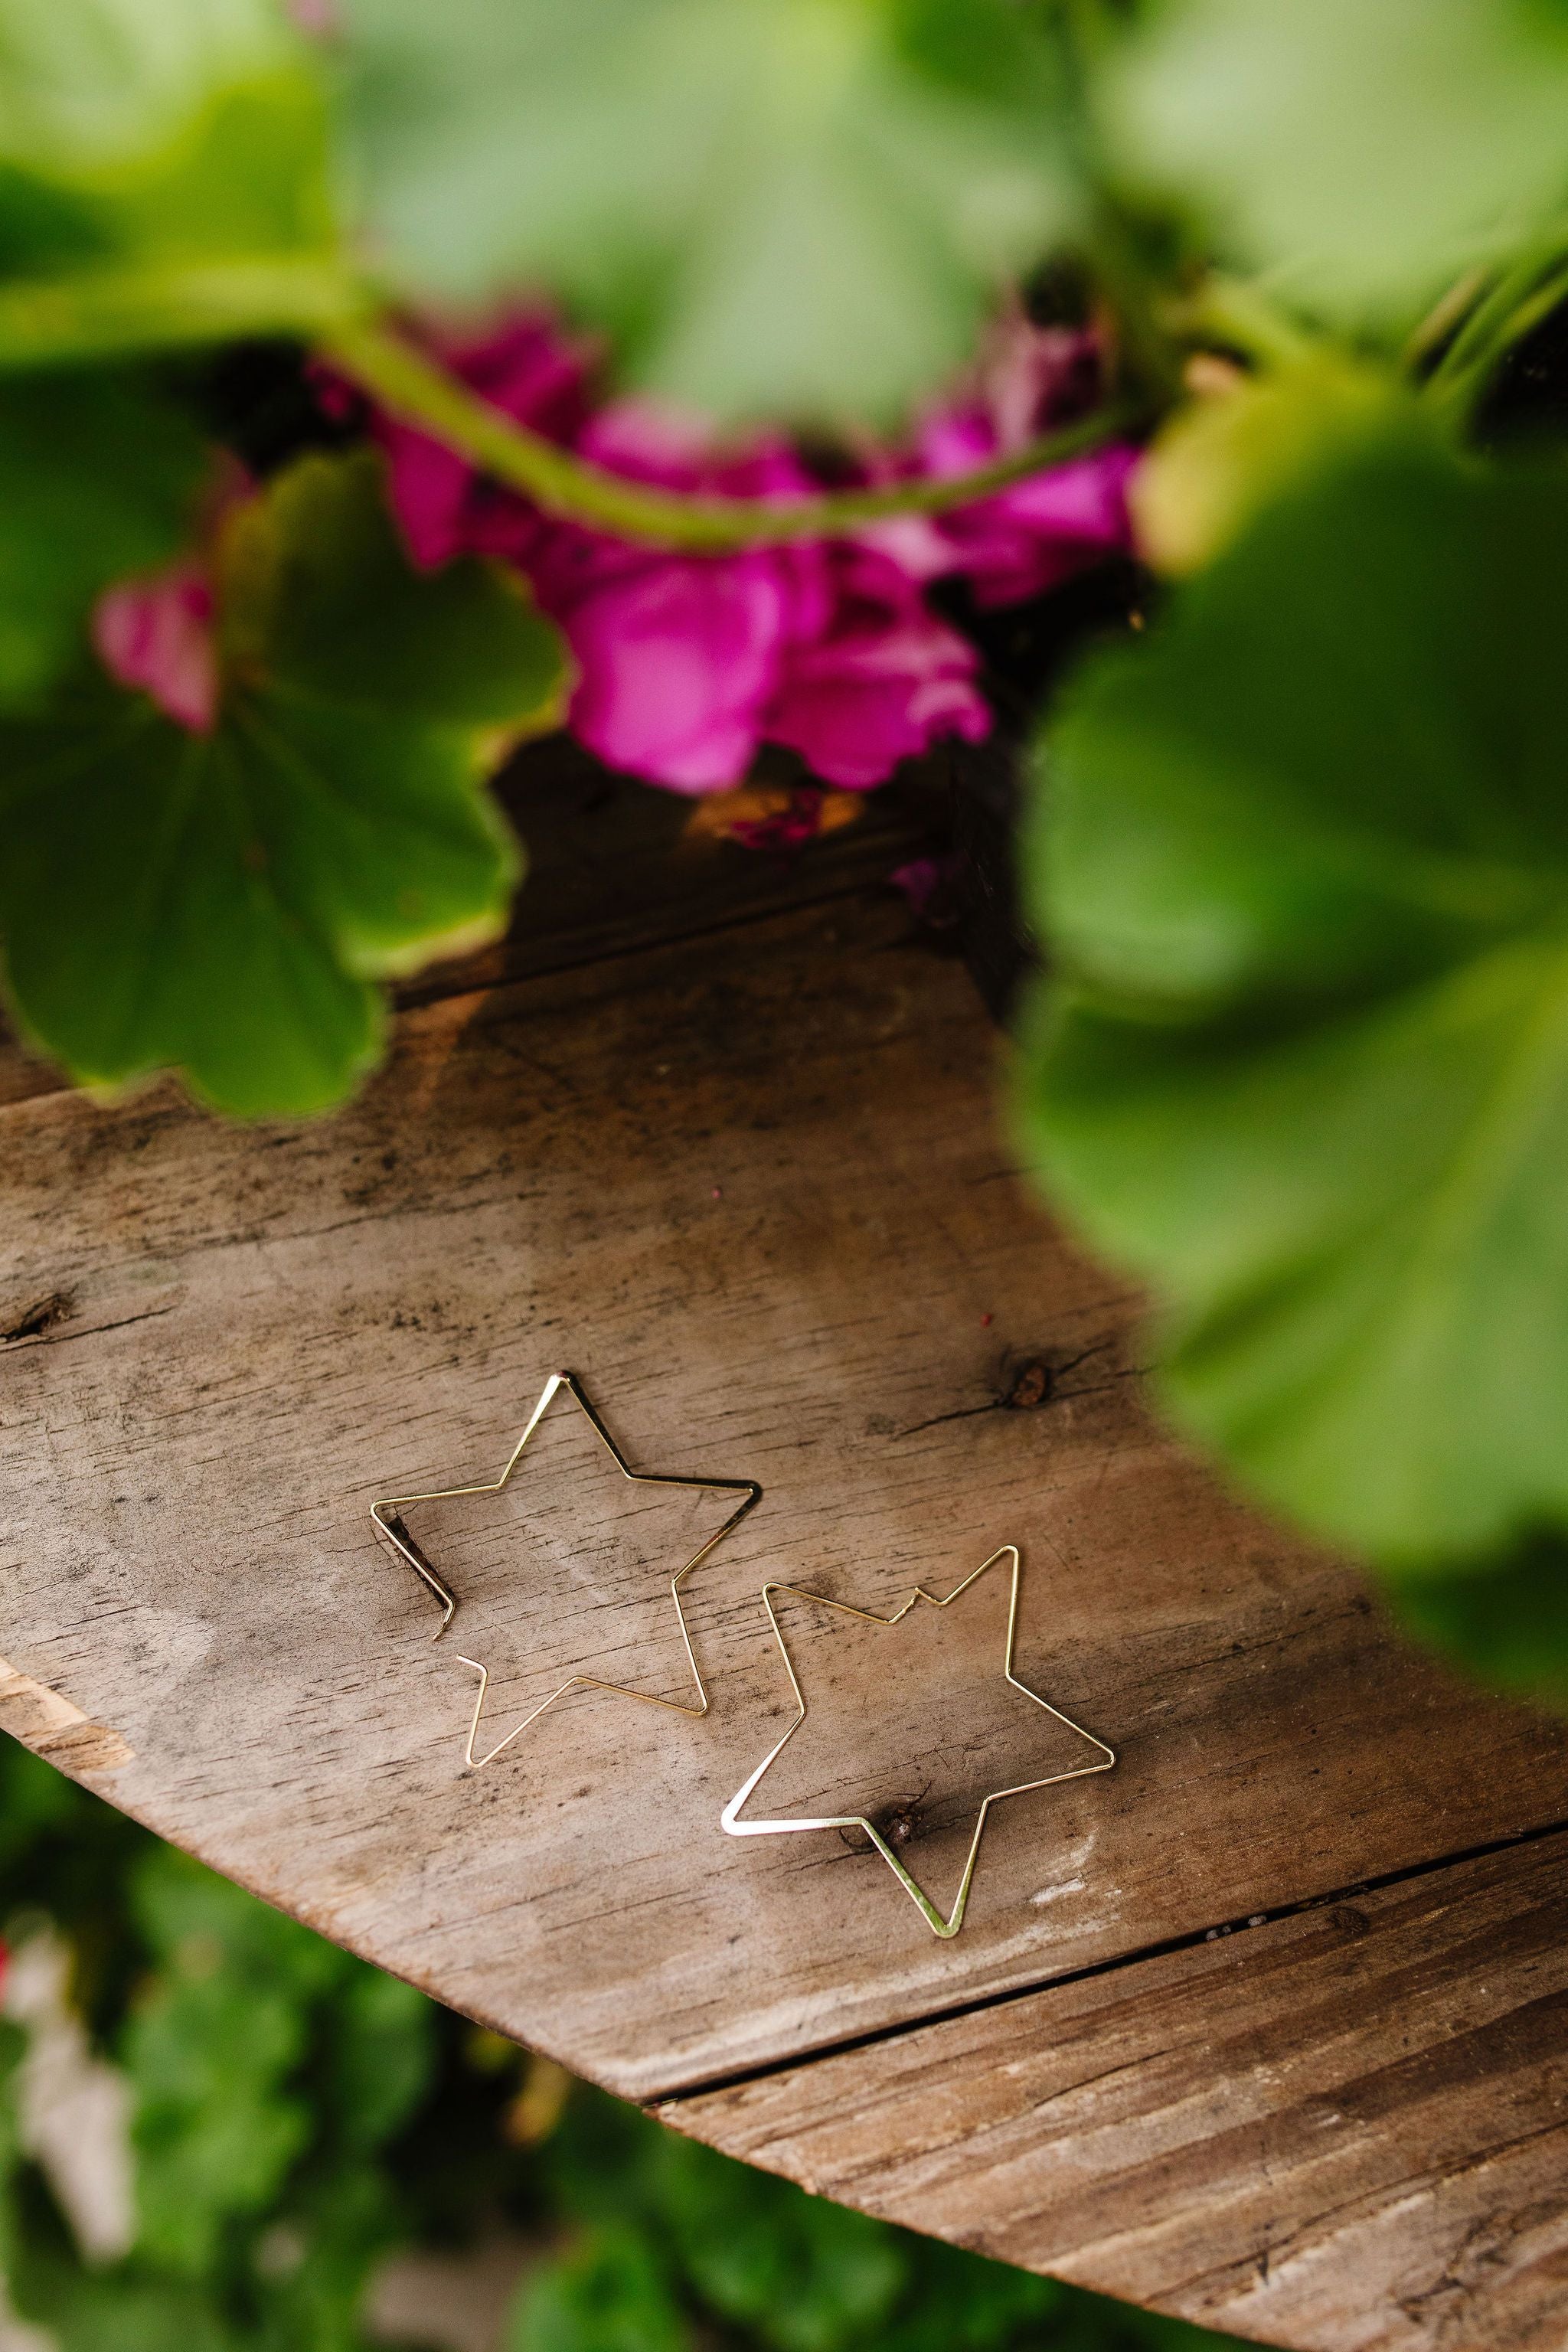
2,882,1567,2348
667,1831,1568,2352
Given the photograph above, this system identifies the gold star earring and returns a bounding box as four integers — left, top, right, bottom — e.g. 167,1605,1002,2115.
371,1372,761,1766
721,1545,1115,1938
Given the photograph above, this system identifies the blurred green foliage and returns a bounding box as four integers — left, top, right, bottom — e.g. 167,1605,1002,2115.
0,1736,1236,2352
1016,417,1568,1709
0,369,204,707
1108,0,1568,322
336,0,1079,426
0,0,348,368
0,449,556,1116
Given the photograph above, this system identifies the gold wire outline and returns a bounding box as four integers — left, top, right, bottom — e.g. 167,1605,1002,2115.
721,1545,1115,1939
371,1372,762,1766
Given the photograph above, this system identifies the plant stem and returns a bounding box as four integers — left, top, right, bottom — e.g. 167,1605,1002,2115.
1174,273,1312,370
1403,268,1486,374
0,258,362,368
1424,232,1568,425
322,318,1139,551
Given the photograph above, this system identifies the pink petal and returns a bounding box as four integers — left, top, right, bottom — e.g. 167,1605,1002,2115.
379,425,475,571
942,444,1139,609
93,564,218,733
852,511,956,584
979,318,1103,450
448,312,596,442
766,553,990,791
910,322,1136,606
579,402,818,500
561,557,792,792
917,407,997,482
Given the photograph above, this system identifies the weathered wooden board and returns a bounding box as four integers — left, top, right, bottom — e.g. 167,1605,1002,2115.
3,846,1568,2350
668,1829,1568,2352
2,889,1564,2105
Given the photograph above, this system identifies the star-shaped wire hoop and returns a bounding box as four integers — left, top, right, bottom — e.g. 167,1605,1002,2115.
721,1544,1115,1938
371,1372,762,1767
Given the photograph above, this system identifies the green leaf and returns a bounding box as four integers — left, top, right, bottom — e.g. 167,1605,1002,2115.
1384,1535,1568,1716
132,1845,348,1998
0,367,204,705
1130,356,1406,578
1016,430,1568,1585
0,0,352,367
251,2161,404,2352
326,1968,435,2153
226,448,568,726
0,2020,23,2177
0,1736,88,1871
1109,0,1568,321
544,2093,906,2352
0,0,311,177
655,2135,905,2352
126,1968,313,2272
338,0,1078,426
0,452,557,1116
0,683,510,1116
508,2225,692,2352
122,1851,353,2275
885,2238,1059,2352
11,2247,247,2352
0,162,103,277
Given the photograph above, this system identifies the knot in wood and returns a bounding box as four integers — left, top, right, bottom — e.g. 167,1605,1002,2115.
1003,1359,1052,1410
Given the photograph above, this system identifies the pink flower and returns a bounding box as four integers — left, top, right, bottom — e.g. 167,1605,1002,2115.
766,546,988,789
529,412,988,792
370,313,596,575
93,561,218,733
358,309,1136,798
922,413,1138,609
525,402,835,794
916,320,1138,608
560,554,799,791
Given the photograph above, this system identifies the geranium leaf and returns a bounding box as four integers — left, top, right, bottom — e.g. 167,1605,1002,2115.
337,0,1078,426
0,367,206,704
1387,1536,1568,1715
0,452,561,1116
0,3,342,715
224,447,569,727
507,2225,692,2352
1129,356,1407,579
1016,430,1568,1594
0,678,512,1114
1109,0,1568,320
0,0,312,177
0,0,352,365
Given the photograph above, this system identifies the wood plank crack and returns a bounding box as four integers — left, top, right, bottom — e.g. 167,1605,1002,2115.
664,1831,1568,2350
651,1816,1568,2106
